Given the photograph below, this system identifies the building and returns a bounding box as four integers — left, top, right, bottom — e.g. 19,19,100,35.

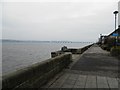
98,1,120,48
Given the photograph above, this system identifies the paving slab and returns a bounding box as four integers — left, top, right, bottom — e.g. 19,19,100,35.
97,76,109,88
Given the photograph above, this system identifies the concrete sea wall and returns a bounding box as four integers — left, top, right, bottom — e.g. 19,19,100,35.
51,44,93,58
2,53,72,89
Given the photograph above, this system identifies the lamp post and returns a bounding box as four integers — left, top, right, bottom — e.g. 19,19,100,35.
113,11,119,47
100,34,102,45
113,11,119,30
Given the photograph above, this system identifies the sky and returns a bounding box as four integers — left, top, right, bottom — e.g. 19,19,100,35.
118,1,120,25
1,0,120,42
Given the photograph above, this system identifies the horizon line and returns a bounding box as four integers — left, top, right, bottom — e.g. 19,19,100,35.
1,39,94,43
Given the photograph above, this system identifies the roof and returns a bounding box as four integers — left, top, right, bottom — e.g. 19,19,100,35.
108,27,120,37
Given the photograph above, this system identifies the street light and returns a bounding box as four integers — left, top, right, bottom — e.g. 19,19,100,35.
113,11,119,30
113,11,119,47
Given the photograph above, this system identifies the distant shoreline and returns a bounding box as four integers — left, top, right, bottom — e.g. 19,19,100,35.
1,39,93,43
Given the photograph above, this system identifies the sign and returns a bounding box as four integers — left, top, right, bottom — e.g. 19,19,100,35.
112,33,119,36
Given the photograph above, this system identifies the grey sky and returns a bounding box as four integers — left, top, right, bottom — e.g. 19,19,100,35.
1,0,119,42
118,1,120,25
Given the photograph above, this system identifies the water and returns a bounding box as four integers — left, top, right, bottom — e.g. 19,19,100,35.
2,41,91,75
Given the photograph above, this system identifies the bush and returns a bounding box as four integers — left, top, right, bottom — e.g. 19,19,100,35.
101,45,107,50
101,45,111,51
110,46,120,56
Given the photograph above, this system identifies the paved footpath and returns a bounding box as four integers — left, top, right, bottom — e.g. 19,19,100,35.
42,44,120,89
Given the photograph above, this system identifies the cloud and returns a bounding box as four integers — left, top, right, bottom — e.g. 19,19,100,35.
118,1,120,25
2,1,119,42
1,0,119,2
